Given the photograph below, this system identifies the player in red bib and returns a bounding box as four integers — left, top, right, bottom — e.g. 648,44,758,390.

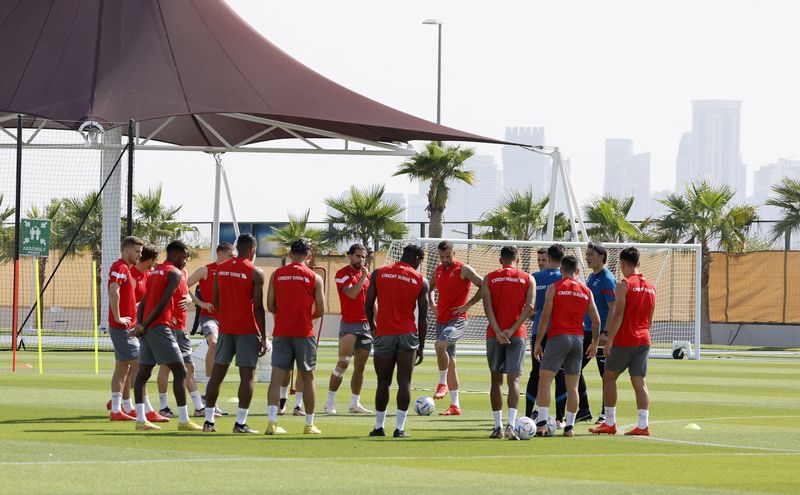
187,242,234,406
482,245,534,440
324,244,374,415
366,244,429,438
590,247,656,436
533,255,600,437
428,240,483,415
107,236,145,421
266,239,326,435
130,240,202,432
203,234,270,434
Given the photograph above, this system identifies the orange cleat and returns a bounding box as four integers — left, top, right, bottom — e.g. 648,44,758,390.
146,410,170,423
439,405,461,416
624,426,650,436
433,384,449,400
588,422,617,435
106,400,112,411
109,411,135,421
124,409,137,419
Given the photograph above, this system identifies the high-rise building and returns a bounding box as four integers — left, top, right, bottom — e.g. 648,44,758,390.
447,154,502,222
604,138,651,220
752,158,800,204
675,100,745,200
502,127,549,197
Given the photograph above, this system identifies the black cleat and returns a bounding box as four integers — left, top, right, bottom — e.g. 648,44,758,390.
202,421,216,433
369,427,386,437
232,423,259,434
278,398,287,415
489,427,503,439
393,429,410,438
576,410,593,423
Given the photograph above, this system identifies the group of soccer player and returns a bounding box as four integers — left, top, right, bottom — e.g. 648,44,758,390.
105,233,655,439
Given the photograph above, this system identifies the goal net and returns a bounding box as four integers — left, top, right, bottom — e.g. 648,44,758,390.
385,238,701,359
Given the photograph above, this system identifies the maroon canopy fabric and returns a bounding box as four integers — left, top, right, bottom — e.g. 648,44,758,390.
0,0,508,147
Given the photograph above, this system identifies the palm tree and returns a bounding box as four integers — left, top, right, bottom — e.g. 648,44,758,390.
51,192,104,287
268,209,333,264
477,189,550,241
656,180,758,343
0,194,16,263
583,194,641,242
25,199,63,290
132,185,196,245
766,177,800,250
393,141,475,238
324,184,407,267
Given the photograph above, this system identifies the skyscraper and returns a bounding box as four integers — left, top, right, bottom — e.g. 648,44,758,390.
604,138,651,220
502,126,549,196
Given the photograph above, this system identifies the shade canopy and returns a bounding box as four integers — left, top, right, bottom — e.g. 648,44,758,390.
0,0,508,148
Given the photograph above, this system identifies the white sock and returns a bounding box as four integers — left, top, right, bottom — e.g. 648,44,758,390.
326,390,337,408
537,406,549,424
135,403,146,423
295,392,304,408
143,395,155,413
111,392,123,413
123,398,134,413
306,413,315,426
190,391,204,410
268,405,278,422
158,393,169,410
492,410,502,429
375,410,386,430
236,408,249,425
178,405,189,424
566,411,576,427
605,406,617,426
637,409,649,429
438,369,448,385
450,390,460,408
395,410,408,431
507,408,518,428
350,394,360,408
280,386,289,400
205,406,215,424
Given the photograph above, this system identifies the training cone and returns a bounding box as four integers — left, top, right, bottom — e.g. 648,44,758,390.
683,423,702,430
22,363,33,369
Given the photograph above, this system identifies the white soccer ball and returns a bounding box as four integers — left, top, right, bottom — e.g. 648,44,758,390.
516,417,536,440
413,396,435,416
544,416,557,437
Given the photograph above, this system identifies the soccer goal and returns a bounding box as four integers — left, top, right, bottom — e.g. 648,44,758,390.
385,238,702,360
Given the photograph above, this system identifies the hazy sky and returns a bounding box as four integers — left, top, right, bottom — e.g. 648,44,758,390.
133,0,800,223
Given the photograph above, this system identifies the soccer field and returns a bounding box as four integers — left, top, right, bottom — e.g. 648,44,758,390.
0,348,798,494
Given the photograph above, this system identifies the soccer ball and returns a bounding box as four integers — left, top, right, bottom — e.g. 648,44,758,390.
516,417,536,440
413,396,435,416
543,416,557,437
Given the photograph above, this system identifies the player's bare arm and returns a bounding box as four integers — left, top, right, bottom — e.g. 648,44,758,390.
186,265,208,288
252,267,270,355
131,269,180,336
266,272,277,314
533,285,555,361
341,265,369,299
481,275,509,345
426,274,437,312
452,264,483,315
586,293,601,359
415,279,430,365
312,274,326,319
109,282,130,327
604,281,628,357
364,269,379,334
599,299,616,347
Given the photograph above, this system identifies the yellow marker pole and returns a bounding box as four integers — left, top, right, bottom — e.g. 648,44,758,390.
92,261,99,375
34,257,43,375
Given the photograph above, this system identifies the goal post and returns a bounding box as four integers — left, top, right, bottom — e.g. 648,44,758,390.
385,238,702,360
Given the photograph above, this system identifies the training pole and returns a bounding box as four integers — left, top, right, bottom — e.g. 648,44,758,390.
92,261,99,374
35,258,43,374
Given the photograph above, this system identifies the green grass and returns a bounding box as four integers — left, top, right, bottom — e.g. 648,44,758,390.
1,348,799,494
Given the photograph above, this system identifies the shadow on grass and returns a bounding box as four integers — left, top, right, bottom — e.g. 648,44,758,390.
0,415,106,425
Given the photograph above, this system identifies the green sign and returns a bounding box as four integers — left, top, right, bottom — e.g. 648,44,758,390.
20,218,51,257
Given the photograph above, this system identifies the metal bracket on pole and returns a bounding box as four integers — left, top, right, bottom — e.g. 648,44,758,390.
221,165,240,239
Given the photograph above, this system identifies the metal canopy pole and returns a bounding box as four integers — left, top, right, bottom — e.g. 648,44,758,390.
220,161,240,239
211,153,223,261
545,148,562,241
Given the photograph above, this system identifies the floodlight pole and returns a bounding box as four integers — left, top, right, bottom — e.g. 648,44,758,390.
211,153,222,261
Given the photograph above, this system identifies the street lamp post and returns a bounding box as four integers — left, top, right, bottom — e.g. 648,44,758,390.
422,19,443,124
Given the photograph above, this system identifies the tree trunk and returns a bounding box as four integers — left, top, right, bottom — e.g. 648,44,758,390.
428,208,444,238
786,231,791,251
700,244,712,345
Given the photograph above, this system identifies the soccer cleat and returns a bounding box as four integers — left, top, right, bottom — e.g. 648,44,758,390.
504,425,520,440
159,407,176,419
178,420,203,432
292,406,305,416
135,421,161,431
349,404,373,414
265,421,287,435
145,410,170,423
123,408,137,419
489,427,504,439
555,419,565,430
369,427,386,437
439,405,462,416
433,383,449,400
106,400,112,411
109,411,135,421
203,421,217,433
563,425,575,437
393,429,410,438
232,423,259,434
278,398,287,415
576,410,593,423
324,404,337,415
535,422,551,437
215,406,228,416
193,407,207,417
595,414,606,425
589,422,617,435
303,424,322,435
624,426,650,436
